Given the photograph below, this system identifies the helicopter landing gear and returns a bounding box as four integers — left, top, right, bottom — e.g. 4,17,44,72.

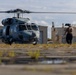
32,38,38,45
8,38,13,45
2,36,13,45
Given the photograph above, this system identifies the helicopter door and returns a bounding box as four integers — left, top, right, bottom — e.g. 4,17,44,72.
6,26,10,36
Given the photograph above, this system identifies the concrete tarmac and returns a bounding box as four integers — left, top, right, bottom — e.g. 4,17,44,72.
0,64,76,75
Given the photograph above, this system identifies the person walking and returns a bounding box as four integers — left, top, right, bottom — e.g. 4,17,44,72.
64,24,73,44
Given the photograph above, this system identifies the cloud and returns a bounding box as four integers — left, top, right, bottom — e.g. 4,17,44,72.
33,20,49,26
39,21,49,26
72,21,76,24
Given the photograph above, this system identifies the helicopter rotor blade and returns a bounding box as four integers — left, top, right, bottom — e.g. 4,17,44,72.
0,9,76,14
0,10,14,13
0,11,7,13
25,11,76,14
0,9,25,13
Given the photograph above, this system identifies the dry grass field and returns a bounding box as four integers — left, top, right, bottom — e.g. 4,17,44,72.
0,44,76,62
0,43,75,57
0,44,76,75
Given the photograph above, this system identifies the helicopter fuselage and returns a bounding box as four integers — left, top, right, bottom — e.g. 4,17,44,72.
1,17,40,45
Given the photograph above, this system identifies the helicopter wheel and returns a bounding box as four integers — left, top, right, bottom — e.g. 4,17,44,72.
9,38,13,45
32,38,38,45
6,37,13,45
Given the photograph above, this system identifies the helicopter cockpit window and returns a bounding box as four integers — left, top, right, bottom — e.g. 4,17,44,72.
31,25,38,30
19,25,27,31
6,18,13,25
26,25,32,30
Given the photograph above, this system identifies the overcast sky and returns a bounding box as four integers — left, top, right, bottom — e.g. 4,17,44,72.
0,0,76,38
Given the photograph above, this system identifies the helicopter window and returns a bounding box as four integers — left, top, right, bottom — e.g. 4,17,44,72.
19,25,27,31
6,18,13,25
31,25,38,30
27,25,32,30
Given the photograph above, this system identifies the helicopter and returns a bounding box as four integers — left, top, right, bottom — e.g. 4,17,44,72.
0,8,76,45
0,9,41,45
